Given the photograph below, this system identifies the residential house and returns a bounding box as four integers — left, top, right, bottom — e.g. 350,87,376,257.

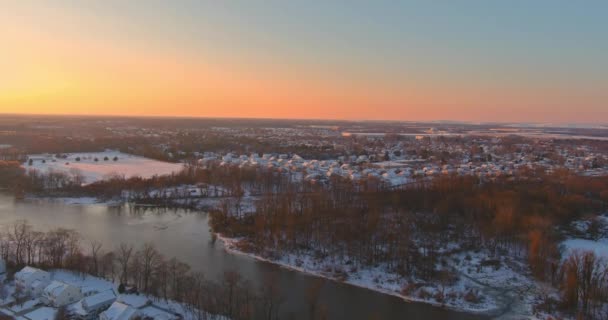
14,267,50,297
72,290,117,320
99,302,139,320
41,280,83,307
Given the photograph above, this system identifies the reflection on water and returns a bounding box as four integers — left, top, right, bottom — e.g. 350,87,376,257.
0,194,486,320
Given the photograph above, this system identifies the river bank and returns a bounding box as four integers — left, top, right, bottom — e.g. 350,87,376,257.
217,234,545,319
0,194,488,320
16,195,540,318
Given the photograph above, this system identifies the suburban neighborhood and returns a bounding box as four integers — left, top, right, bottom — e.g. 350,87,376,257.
0,263,183,320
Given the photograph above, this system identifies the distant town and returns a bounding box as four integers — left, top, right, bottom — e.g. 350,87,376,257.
1,115,608,320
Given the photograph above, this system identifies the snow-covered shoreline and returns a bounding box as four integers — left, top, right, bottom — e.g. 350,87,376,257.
216,234,510,316
12,194,543,318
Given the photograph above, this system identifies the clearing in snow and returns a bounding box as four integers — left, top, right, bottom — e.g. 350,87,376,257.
24,151,184,184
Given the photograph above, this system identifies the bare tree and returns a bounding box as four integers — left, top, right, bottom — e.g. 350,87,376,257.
140,243,160,293
117,243,133,284
8,220,31,265
89,240,103,276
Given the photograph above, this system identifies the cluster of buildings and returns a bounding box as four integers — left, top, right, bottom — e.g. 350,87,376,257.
196,138,608,188
0,266,181,320
12,119,608,188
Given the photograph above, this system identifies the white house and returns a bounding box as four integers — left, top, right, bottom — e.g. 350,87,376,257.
41,280,83,307
72,290,117,320
15,267,50,296
99,302,139,320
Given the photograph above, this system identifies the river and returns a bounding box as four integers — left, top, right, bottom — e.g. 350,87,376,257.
0,194,488,320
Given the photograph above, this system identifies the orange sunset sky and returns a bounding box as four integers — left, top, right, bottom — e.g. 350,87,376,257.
1,1,607,122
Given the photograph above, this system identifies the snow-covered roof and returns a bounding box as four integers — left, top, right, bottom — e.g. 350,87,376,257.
117,294,150,308
22,307,57,320
139,306,179,320
101,302,138,320
43,280,75,297
16,267,47,280
82,290,116,311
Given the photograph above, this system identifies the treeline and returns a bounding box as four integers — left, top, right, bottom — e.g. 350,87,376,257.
0,161,26,194
0,220,328,320
210,169,608,319
5,133,175,163
20,163,306,201
20,159,395,202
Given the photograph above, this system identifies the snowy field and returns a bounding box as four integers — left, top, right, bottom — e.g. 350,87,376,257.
24,151,184,184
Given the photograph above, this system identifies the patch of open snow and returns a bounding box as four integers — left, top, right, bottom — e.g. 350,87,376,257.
561,238,608,259
28,197,102,205
24,151,183,184
561,215,608,260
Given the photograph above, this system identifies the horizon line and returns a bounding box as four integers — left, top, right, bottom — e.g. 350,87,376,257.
1,112,607,127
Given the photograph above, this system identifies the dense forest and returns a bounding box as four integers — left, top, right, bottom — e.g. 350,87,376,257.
209,169,608,319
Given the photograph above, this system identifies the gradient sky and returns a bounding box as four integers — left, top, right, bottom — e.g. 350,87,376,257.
1,1,607,122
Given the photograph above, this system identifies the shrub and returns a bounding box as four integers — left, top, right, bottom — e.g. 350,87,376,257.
434,291,444,303
417,288,431,300
464,289,482,304
401,282,419,296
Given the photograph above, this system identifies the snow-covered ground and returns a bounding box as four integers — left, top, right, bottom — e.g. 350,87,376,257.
25,183,259,215
561,214,608,259
217,235,542,317
24,196,108,206
562,238,608,259
24,151,184,184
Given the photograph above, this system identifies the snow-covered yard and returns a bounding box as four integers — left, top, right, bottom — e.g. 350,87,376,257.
24,151,184,184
